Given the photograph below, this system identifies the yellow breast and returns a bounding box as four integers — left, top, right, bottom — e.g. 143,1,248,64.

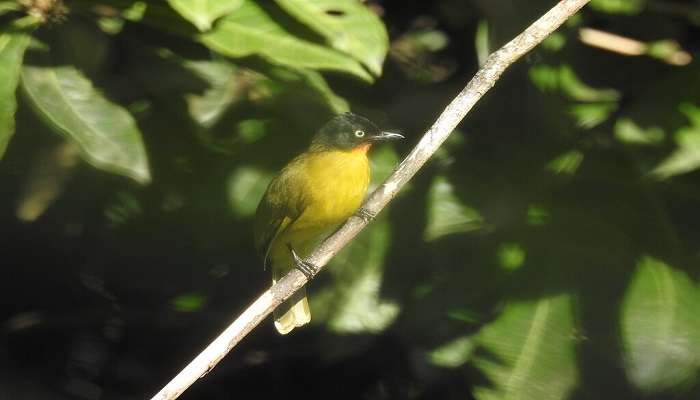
289,148,370,234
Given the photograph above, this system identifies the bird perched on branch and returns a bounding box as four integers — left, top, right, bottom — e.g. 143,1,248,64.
254,112,403,334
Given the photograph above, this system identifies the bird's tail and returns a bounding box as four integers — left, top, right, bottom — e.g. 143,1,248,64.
273,287,311,334
272,259,311,334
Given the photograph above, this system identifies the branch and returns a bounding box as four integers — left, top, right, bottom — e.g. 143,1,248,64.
578,27,692,66
151,1,591,399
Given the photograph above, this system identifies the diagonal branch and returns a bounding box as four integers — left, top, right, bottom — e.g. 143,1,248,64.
151,1,591,399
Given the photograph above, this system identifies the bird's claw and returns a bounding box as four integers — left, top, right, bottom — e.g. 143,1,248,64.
287,244,318,279
356,208,376,223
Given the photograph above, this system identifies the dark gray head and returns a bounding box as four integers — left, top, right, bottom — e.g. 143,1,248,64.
311,112,403,151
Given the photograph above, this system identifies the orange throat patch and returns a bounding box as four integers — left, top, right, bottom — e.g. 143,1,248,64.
353,143,372,153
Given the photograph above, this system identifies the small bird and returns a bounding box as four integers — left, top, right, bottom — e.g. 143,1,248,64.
254,112,403,334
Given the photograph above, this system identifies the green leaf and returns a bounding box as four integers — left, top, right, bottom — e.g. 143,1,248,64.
621,256,700,393
614,118,665,145
546,149,584,175
542,32,567,52
529,64,559,92
557,65,619,102
497,242,526,271
273,0,388,75
368,143,400,186
227,166,273,218
590,0,646,14
429,335,476,368
312,215,399,333
530,65,619,102
530,64,620,102
475,19,490,66
21,44,150,184
16,142,80,222
0,31,29,159
472,295,578,400
167,0,243,31
200,0,372,82
568,102,617,129
255,65,350,114
424,175,484,241
183,58,239,128
526,204,551,226
0,1,20,16
293,68,349,113
171,293,207,312
652,104,700,179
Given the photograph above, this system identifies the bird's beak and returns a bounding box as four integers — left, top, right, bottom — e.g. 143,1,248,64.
372,131,405,142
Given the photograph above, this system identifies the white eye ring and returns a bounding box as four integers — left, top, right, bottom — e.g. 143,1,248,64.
354,130,365,138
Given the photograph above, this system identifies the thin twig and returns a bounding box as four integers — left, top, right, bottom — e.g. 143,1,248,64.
151,1,591,399
579,27,692,66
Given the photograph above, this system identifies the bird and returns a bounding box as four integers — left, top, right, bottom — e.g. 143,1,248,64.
253,112,403,334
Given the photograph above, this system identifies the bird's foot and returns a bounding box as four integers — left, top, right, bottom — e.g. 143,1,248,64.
356,208,376,223
287,244,319,279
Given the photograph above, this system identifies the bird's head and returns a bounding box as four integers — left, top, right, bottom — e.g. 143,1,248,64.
311,112,403,152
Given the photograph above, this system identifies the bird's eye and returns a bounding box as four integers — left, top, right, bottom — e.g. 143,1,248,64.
354,130,365,138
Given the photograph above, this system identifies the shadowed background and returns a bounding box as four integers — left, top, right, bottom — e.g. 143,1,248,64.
2,0,700,399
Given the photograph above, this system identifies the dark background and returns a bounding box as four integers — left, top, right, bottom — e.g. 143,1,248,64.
2,0,700,399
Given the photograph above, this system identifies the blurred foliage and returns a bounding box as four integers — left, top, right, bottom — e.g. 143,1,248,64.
2,0,700,399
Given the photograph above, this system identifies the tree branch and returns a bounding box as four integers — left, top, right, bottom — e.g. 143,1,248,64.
150,1,591,399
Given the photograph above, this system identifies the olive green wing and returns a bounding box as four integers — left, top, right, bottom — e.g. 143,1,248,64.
253,160,307,270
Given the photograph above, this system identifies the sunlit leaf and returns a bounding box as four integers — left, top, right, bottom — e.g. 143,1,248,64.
542,32,566,52
646,40,692,66
0,1,20,16
497,242,526,271
21,43,150,184
547,150,583,175
167,0,243,31
568,102,617,129
200,0,372,81
530,65,619,103
312,216,399,333
121,1,148,22
97,17,125,35
621,256,700,393
558,65,619,102
227,166,273,218
527,204,551,226
429,336,476,368
171,293,207,312
614,118,665,145
652,103,700,179
0,31,29,159
294,68,349,113
406,30,449,53
590,0,646,14
16,142,79,222
274,0,388,76
472,295,578,400
529,64,559,92
424,175,484,241
475,19,490,66
259,66,350,114
183,58,239,128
